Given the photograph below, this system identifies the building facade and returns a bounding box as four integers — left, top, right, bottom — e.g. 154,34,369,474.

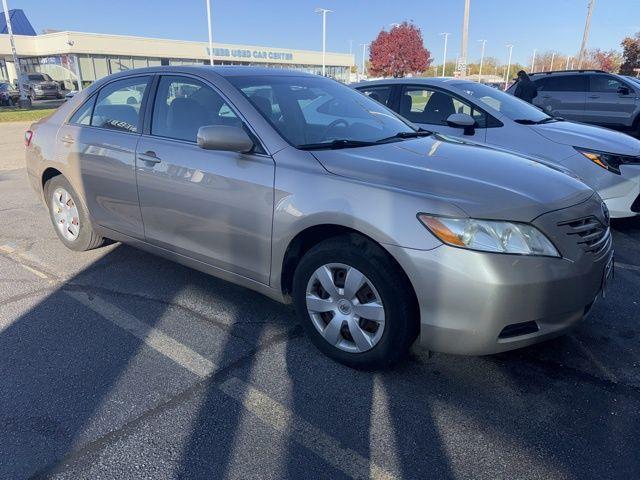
0,29,354,89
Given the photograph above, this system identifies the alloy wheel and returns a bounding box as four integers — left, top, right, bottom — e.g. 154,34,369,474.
51,187,80,241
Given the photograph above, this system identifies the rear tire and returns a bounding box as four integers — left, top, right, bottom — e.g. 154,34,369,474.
44,175,104,251
292,234,418,370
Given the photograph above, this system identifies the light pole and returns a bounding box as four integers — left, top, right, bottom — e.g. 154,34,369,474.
550,52,556,71
440,32,450,77
531,48,537,72
504,44,513,90
360,43,368,78
315,8,332,77
566,55,571,70
205,0,213,65
478,39,487,83
460,0,470,77
2,0,28,106
578,0,595,68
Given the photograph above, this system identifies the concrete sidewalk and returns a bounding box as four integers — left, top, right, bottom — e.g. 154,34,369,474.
0,121,31,171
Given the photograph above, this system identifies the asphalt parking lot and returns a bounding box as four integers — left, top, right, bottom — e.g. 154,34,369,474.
1,121,639,479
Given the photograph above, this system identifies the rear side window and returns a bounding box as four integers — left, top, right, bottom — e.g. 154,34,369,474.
91,76,150,133
358,86,393,107
539,75,587,92
151,75,241,142
69,96,95,126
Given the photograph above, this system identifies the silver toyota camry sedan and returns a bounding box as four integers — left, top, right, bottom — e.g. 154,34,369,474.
25,67,614,369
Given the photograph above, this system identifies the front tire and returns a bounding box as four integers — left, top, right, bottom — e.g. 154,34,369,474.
44,175,104,251
292,234,418,370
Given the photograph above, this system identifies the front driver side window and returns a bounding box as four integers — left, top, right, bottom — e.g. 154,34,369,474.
151,75,241,143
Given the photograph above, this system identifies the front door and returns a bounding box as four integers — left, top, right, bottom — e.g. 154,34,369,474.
584,74,638,128
135,74,275,284
397,86,488,142
55,75,151,238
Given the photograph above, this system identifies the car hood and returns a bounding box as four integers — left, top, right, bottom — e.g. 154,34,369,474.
532,120,640,155
310,134,594,222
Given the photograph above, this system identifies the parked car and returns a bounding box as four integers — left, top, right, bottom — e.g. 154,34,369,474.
25,67,613,368
355,78,640,218
505,70,640,134
0,82,20,105
19,72,62,100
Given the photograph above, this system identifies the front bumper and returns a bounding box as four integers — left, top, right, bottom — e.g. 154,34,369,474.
386,243,612,355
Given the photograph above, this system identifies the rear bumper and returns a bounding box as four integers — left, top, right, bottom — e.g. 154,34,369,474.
385,242,612,356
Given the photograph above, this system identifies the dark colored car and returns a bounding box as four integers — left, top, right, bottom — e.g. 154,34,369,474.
0,82,20,106
507,70,640,134
19,72,62,100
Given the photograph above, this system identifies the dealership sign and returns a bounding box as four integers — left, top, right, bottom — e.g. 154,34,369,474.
207,47,293,61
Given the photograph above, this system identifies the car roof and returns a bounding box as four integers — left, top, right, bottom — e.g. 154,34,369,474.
353,77,473,88
528,70,608,77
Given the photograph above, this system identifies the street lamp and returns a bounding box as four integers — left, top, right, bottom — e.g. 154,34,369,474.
531,48,537,72
2,0,29,106
205,0,213,65
359,43,368,78
315,8,333,76
550,52,556,71
478,39,487,83
440,33,450,77
504,44,514,90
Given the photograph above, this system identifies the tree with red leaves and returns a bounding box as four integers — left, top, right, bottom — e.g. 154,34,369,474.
369,22,431,78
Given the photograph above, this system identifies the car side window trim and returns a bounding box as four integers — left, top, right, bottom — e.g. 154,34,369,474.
64,74,153,136
144,72,270,156
66,93,97,126
399,84,503,129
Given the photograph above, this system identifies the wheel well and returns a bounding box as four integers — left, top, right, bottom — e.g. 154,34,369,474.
280,225,419,311
41,167,62,191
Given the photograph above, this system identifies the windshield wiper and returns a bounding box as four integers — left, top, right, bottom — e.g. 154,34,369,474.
513,119,538,125
514,117,563,125
374,129,433,143
296,139,378,150
536,116,563,124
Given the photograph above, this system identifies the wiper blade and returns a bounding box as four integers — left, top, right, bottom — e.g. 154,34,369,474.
513,119,537,124
375,129,433,143
536,117,562,124
296,139,377,150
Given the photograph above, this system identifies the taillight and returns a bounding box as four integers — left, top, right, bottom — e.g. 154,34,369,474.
24,130,33,147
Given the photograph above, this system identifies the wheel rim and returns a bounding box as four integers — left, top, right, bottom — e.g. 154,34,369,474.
51,187,80,241
305,263,385,353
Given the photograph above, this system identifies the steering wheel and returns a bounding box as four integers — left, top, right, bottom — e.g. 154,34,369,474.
319,119,349,141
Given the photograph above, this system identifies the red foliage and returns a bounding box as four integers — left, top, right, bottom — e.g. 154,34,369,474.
369,22,431,78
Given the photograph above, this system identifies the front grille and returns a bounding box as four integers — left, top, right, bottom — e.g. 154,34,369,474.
558,216,610,255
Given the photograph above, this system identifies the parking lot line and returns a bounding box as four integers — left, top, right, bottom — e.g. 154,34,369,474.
66,290,216,378
616,262,640,272
219,377,397,480
66,290,396,479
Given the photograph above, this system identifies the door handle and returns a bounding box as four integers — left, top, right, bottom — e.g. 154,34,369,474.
588,95,600,99
138,151,161,165
61,135,75,145
542,95,551,99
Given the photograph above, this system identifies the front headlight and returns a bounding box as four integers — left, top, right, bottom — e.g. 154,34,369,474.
574,147,640,175
418,214,560,257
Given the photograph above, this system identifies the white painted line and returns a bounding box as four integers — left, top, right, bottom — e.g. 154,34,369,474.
66,290,216,378
617,262,640,272
572,336,618,384
0,242,51,280
66,291,395,479
219,377,397,480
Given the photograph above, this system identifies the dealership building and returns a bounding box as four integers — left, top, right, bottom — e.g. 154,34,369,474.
0,9,354,89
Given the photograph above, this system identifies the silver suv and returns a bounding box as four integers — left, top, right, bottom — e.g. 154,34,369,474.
19,72,62,100
507,70,640,134
25,67,613,369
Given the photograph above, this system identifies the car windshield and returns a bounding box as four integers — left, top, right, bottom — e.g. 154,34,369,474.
451,82,551,123
227,75,417,148
28,73,52,81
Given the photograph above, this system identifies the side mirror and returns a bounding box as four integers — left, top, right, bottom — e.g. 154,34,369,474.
197,125,254,153
618,86,631,96
446,113,476,135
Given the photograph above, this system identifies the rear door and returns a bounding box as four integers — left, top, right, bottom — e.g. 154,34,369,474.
55,75,151,238
135,74,275,284
585,74,638,128
397,85,488,141
534,74,587,121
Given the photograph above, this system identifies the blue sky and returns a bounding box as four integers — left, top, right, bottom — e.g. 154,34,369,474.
7,0,640,65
